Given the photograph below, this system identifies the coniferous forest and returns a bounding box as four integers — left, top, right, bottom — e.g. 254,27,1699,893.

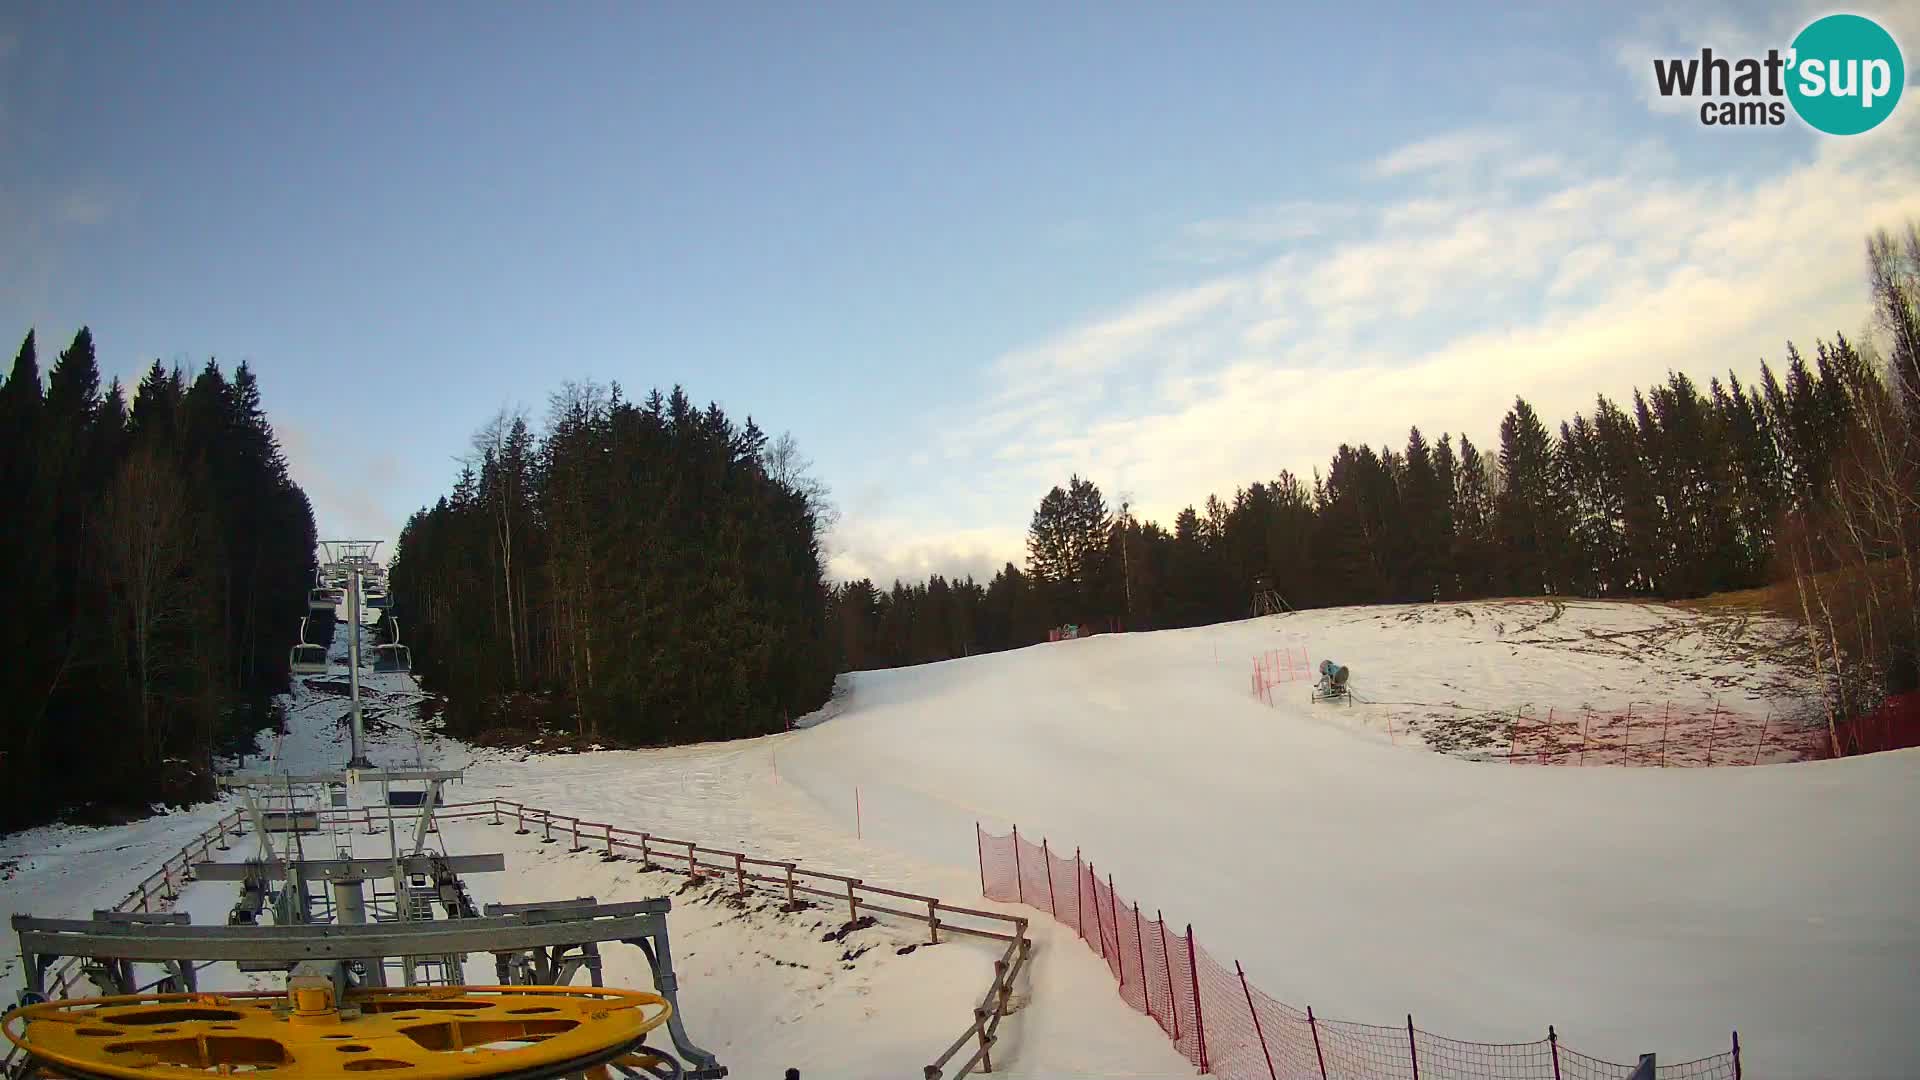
390,384,837,745
828,226,1919,734
0,329,318,830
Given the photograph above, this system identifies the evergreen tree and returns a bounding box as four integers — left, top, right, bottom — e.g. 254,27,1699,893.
1495,398,1565,595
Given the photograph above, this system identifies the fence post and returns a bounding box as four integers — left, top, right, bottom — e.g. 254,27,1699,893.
1750,712,1771,765
844,878,860,925
1308,1006,1328,1080
1237,961,1278,1080
1508,709,1520,760
1076,848,1087,942
1732,1030,1742,1080
489,798,502,826
1158,913,1180,1040
1407,1014,1419,1080
603,823,615,859
1550,1025,1562,1080
570,818,583,852
1012,825,1025,904
540,813,555,844
1133,902,1152,1021
734,853,746,896
1107,876,1122,977
685,840,699,879
1706,703,1719,765
514,804,527,834
1043,839,1058,917
1660,703,1672,766
1089,863,1105,959
639,833,651,866
976,823,986,896
927,899,940,945
1186,925,1207,1071
783,864,797,906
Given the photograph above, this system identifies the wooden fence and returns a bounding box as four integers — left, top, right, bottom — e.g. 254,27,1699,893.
16,797,1032,1079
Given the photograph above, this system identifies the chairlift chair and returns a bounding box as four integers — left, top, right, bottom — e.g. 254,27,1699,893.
307,588,336,613
373,617,412,673
289,616,328,674
373,644,412,673
290,643,328,675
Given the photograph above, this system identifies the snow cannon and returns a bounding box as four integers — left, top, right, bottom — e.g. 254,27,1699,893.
1312,659,1351,705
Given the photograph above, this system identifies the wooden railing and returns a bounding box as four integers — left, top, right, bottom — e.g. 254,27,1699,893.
29,809,249,1003
11,797,1034,1078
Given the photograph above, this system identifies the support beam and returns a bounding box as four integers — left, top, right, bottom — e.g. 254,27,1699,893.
221,769,465,789
193,853,505,883
409,780,445,855
15,899,674,964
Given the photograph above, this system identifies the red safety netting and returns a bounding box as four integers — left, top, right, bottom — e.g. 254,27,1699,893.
1504,701,1826,767
978,825,1740,1080
1251,645,1312,705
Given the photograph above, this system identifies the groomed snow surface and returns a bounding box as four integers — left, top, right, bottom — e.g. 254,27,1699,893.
4,598,1918,1077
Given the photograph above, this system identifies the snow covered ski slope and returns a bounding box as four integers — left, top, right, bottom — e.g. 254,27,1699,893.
4,597,1916,1077
771,600,1920,1077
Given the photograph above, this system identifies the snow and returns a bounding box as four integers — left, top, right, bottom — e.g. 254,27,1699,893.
5,597,1916,1077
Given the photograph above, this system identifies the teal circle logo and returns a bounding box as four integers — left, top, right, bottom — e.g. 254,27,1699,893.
1787,14,1905,135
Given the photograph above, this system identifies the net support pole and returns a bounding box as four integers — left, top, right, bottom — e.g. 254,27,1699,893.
1159,911,1179,1040
1308,1006,1328,1080
1011,825,1024,903
1043,839,1058,916
1133,902,1151,1021
1237,961,1277,1080
976,823,987,896
1187,924,1207,1071
1407,1014,1419,1080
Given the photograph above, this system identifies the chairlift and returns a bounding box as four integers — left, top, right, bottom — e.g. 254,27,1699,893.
373,617,412,674
290,643,328,675
289,617,328,675
307,588,336,613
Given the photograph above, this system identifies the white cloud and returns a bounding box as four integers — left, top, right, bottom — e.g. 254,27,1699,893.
826,517,1024,586
847,102,1920,581
1372,129,1515,178
1166,201,1354,264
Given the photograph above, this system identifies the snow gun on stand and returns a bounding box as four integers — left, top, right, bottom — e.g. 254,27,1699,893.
1312,660,1351,705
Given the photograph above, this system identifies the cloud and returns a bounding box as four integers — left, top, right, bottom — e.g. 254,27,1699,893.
848,100,1920,581
825,517,1024,586
1372,129,1515,178
1165,201,1354,264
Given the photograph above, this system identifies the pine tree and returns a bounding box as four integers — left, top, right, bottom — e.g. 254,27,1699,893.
1495,398,1565,595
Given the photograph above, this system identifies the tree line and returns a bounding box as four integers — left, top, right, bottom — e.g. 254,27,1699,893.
390,383,836,745
829,225,1919,737
0,329,317,829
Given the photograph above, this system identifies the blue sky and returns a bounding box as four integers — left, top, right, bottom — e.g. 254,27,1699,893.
3,1,1916,583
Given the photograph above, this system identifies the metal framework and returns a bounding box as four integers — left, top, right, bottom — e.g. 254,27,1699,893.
10,899,725,1078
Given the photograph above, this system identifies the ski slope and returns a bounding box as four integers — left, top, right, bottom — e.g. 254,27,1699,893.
771,600,1920,1077
5,598,1916,1077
